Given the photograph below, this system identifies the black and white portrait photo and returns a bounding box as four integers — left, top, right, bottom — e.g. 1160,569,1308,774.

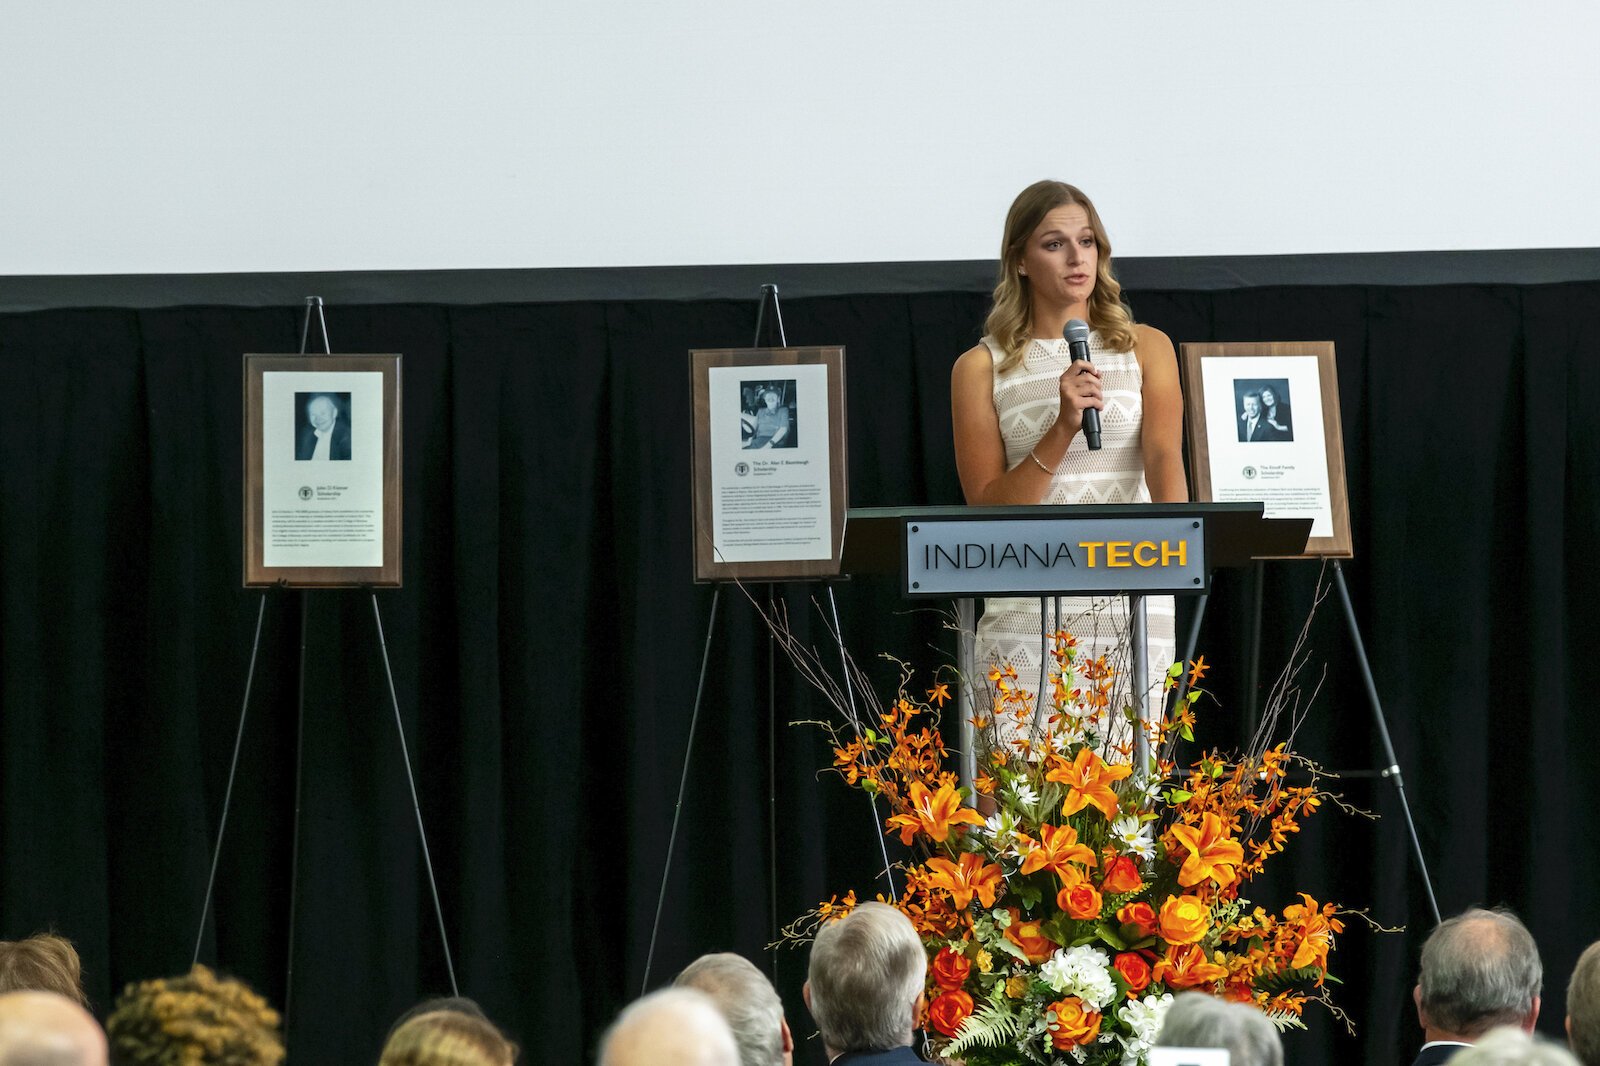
294,392,353,460
739,379,797,449
1232,378,1293,442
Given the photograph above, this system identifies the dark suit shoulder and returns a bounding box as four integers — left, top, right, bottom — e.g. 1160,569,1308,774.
1411,1043,1468,1066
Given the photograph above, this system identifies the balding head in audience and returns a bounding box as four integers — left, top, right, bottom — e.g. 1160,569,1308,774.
1155,992,1283,1066
599,988,738,1066
1566,940,1600,1066
0,991,107,1066
1453,1026,1581,1066
803,902,924,1061
675,953,792,1066
1415,908,1543,1054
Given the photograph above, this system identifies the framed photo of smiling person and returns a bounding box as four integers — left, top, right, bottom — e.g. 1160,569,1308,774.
1180,341,1351,558
244,353,402,586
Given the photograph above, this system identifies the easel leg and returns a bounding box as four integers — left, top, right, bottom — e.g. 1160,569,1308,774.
767,585,779,983
284,593,310,1036
642,585,722,994
191,593,270,968
370,594,460,995
1245,560,1265,741
826,585,897,899
1331,561,1443,926
1171,592,1210,710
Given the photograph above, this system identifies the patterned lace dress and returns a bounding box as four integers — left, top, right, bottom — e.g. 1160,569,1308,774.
973,332,1176,745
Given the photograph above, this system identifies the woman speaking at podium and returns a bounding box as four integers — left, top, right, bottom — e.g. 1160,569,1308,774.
950,180,1188,744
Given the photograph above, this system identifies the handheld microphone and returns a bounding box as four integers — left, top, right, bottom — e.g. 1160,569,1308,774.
1064,319,1101,451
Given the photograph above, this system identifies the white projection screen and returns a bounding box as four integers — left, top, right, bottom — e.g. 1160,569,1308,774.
3,0,1598,277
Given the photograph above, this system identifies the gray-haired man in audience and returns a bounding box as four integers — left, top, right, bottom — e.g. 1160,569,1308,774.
803,902,925,1066
676,953,793,1066
1156,992,1282,1066
1412,907,1544,1066
1566,940,1600,1066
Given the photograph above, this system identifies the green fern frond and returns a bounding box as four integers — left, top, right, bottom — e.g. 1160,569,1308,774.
945,1001,1025,1056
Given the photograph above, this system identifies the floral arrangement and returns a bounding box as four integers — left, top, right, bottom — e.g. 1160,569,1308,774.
789,632,1351,1066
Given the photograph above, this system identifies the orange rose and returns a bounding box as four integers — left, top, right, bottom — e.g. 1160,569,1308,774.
1153,943,1229,990
1046,997,1102,1049
1112,951,1152,993
1116,901,1159,940
1158,895,1210,945
1101,855,1145,895
1058,882,1104,921
1003,908,1058,963
930,946,972,990
927,989,975,1037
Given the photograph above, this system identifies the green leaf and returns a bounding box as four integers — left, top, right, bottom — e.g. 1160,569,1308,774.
1180,724,1195,741
1168,788,1193,802
1096,922,1130,951
1167,662,1184,679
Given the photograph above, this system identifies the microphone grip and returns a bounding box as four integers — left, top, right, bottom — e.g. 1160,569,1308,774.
1081,406,1102,451
1068,345,1102,451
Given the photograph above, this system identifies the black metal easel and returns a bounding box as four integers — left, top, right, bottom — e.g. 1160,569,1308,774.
191,298,458,1042
640,285,895,994
1172,556,1442,926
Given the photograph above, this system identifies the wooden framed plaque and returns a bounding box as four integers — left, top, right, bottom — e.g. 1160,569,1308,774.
690,347,848,582
244,354,402,586
1180,341,1352,558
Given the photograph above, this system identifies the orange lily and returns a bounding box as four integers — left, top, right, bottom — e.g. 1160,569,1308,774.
1046,748,1132,819
1153,943,1229,990
1187,655,1209,686
925,852,1004,910
885,780,985,845
1282,893,1343,976
928,682,952,707
1169,812,1245,887
1019,822,1098,883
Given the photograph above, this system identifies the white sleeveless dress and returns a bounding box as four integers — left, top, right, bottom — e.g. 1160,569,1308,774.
973,332,1177,743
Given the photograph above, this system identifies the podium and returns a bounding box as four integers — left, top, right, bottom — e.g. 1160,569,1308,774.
839,502,1311,785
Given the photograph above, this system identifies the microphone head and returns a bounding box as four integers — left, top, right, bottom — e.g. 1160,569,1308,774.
1064,319,1090,344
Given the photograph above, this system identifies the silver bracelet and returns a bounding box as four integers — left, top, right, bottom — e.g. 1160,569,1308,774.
1028,449,1055,475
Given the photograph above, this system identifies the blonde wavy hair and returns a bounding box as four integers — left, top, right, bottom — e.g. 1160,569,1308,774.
380,1010,518,1066
106,964,284,1066
983,180,1138,374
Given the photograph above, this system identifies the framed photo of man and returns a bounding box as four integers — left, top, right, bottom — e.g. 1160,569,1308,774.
1180,342,1353,558
690,346,848,582
244,354,402,586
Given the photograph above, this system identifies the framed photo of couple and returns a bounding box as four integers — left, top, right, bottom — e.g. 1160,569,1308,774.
1180,341,1353,558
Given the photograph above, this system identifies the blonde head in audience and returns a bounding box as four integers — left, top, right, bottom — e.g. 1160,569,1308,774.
106,965,283,1066
379,1009,517,1066
1567,941,1600,1066
0,933,88,1008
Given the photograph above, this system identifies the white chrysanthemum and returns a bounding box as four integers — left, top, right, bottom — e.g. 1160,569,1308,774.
1012,782,1039,808
1110,814,1156,860
1038,945,1117,1010
1117,991,1175,1062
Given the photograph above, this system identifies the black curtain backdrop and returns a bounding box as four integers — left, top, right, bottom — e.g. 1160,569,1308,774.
1,281,1596,1065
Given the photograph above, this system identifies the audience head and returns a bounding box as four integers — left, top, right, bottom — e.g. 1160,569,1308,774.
1452,1025,1581,1066
383,997,490,1044
0,934,88,1008
675,953,791,1066
803,901,923,1056
1154,992,1283,1066
0,991,107,1066
379,1007,516,1066
1566,940,1600,1066
598,988,737,1066
106,965,283,1066
1416,908,1543,1041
